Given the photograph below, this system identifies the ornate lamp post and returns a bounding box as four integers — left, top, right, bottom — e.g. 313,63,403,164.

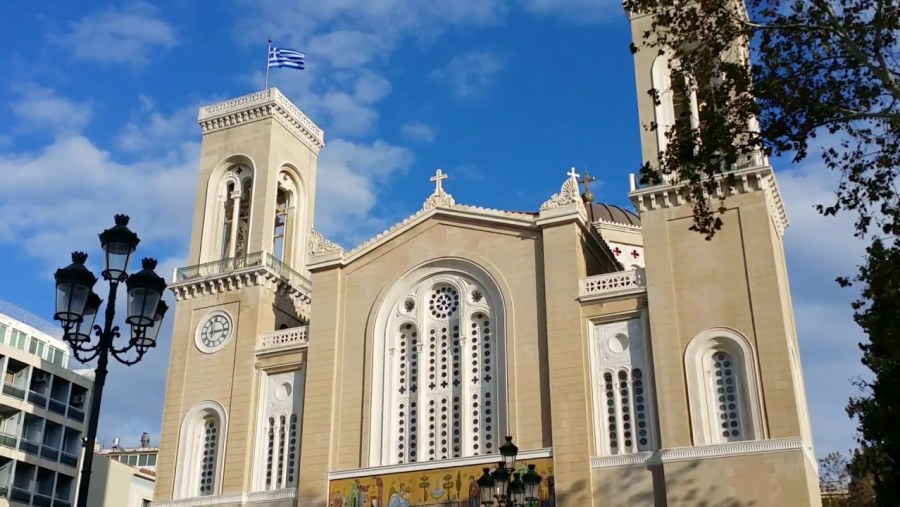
479,436,540,507
53,215,168,507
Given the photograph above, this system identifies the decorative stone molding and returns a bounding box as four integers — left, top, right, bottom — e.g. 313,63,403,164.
422,188,456,210
628,165,789,236
153,488,297,507
590,437,803,469
579,269,647,301
170,252,311,317
540,170,587,215
331,448,553,481
308,229,343,256
197,88,325,154
257,326,309,355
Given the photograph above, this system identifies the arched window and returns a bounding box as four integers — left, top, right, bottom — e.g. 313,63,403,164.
685,328,763,445
370,263,506,466
253,369,304,491
199,158,255,263
271,168,306,268
651,52,700,168
175,401,227,499
589,316,657,456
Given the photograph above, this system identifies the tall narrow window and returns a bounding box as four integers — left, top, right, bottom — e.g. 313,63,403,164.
235,178,252,257
685,328,762,445
590,317,656,456
273,187,289,261
651,53,700,164
199,416,219,495
254,369,304,491
374,271,505,466
175,402,226,500
221,181,235,259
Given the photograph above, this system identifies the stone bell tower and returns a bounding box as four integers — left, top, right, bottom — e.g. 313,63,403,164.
618,5,822,506
154,88,323,505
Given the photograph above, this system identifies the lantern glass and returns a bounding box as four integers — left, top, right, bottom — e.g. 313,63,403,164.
66,293,101,343
127,287,161,328
54,252,97,325
103,241,134,280
98,215,140,281
55,282,90,325
491,463,510,501
125,258,166,328
500,435,519,471
522,464,541,502
510,473,525,505
132,300,167,350
477,468,495,505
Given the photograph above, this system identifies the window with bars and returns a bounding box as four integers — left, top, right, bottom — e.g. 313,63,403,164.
685,328,761,445
254,369,303,491
175,402,226,500
380,275,502,466
591,317,656,456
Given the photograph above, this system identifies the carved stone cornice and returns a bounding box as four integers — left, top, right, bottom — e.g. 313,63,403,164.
422,189,456,210
628,165,789,236
197,88,325,154
169,264,311,317
590,437,804,469
541,173,587,215
308,229,343,256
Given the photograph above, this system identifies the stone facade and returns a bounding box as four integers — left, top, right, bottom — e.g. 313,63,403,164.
152,6,821,507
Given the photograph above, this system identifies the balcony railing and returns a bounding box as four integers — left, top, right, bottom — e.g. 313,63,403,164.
66,406,84,423
19,437,39,455
579,268,647,299
257,326,308,354
173,251,311,293
0,431,16,449
48,399,67,416
3,383,25,400
59,451,78,468
28,391,48,409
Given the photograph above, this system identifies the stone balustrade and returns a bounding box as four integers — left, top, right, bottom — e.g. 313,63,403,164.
579,268,646,299
257,326,308,354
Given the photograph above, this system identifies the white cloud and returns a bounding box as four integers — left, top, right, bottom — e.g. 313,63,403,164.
778,156,869,456
0,135,197,267
521,0,621,24
116,95,199,154
430,51,508,99
315,139,415,244
400,121,435,144
10,86,93,134
51,1,177,66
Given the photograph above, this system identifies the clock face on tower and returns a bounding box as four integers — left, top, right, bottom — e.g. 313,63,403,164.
195,311,233,353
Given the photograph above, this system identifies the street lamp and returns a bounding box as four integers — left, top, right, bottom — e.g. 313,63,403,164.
53,215,167,507
481,436,539,507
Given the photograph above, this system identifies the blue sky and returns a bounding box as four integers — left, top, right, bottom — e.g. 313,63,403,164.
0,0,867,459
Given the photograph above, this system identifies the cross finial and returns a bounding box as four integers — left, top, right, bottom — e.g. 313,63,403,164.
567,167,580,181
579,170,595,192
430,168,448,194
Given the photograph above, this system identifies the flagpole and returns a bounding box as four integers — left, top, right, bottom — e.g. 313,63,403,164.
265,37,272,89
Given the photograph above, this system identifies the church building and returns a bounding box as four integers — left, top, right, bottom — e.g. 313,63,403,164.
151,6,822,507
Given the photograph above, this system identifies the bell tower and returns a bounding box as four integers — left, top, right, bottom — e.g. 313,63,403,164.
154,88,323,503
622,6,821,506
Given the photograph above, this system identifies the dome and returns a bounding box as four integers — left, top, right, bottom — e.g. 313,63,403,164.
590,203,641,226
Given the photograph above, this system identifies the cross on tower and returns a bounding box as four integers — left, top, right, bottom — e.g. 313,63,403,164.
567,167,580,181
579,170,596,193
430,168,448,194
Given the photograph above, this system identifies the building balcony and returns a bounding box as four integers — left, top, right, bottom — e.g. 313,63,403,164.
170,252,312,313
256,326,308,355
578,268,647,301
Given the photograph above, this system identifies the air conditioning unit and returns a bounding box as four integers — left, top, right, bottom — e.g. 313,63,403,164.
72,394,85,405
32,372,49,383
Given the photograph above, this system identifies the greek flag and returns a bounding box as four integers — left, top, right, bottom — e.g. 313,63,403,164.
268,47,305,70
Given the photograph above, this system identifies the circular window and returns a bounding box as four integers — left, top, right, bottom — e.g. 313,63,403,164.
195,311,234,353
607,333,629,354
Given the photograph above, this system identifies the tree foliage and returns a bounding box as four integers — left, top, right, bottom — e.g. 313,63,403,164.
843,239,900,506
